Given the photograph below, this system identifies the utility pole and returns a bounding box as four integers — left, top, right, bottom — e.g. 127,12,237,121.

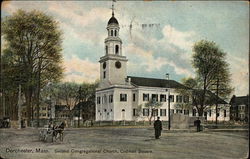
166,73,171,130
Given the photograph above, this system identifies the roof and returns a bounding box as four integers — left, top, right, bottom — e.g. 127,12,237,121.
55,105,69,111
127,76,188,89
72,101,95,111
230,96,249,106
108,16,119,25
204,90,228,104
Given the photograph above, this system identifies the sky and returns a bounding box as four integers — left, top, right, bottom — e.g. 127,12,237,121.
1,1,249,96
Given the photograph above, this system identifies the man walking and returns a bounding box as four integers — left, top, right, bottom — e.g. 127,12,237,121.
154,117,162,139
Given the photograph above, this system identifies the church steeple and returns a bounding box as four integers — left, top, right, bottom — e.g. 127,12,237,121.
105,2,121,56
98,2,128,87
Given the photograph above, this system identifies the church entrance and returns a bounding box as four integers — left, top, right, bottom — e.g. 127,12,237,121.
121,109,125,120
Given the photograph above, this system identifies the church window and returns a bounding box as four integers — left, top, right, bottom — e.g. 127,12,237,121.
105,46,108,54
111,30,113,36
224,110,227,117
143,109,149,116
160,109,166,116
133,109,137,116
176,95,183,103
143,93,149,101
160,94,166,102
122,109,125,112
152,109,158,116
103,62,106,69
109,95,113,103
104,109,107,112
133,93,136,102
115,45,119,54
120,94,127,102
152,94,158,102
110,109,112,112
103,71,106,79
97,97,101,104
209,110,212,117
170,95,174,102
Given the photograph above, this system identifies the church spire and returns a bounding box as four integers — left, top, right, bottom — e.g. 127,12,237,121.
112,3,114,17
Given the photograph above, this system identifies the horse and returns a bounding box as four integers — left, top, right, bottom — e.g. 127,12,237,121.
52,122,65,142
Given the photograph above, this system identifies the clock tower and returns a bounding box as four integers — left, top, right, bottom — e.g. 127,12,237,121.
99,4,128,88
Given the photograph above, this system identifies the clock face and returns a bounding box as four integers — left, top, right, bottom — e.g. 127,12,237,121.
103,62,106,69
115,61,121,69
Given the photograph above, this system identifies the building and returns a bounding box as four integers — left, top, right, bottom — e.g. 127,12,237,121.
230,95,249,121
95,6,230,122
55,105,71,119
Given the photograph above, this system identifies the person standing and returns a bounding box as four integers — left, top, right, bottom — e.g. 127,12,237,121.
196,117,201,132
154,117,162,139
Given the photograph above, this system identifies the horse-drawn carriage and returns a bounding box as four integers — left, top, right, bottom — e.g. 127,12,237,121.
39,123,65,142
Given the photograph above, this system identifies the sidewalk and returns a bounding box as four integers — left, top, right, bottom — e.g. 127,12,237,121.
162,127,249,133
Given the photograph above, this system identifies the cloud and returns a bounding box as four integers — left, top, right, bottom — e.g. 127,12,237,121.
227,54,249,96
63,55,99,83
161,25,196,51
125,44,194,77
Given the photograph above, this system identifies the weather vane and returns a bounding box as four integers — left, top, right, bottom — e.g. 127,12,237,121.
111,0,116,16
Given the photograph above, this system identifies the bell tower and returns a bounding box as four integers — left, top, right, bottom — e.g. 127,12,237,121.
99,3,128,88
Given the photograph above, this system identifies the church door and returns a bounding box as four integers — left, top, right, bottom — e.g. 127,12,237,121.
121,109,125,120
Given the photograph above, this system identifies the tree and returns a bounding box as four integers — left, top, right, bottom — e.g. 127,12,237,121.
1,9,63,126
190,40,233,116
145,99,162,125
177,77,216,116
78,82,98,124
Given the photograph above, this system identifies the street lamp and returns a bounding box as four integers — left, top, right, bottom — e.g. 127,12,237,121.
166,73,171,130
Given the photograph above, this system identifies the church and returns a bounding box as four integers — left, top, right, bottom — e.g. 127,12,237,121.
95,6,230,122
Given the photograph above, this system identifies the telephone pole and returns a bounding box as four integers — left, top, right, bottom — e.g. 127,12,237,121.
215,78,219,125
166,73,171,130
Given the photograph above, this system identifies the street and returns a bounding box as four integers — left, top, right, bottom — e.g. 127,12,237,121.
0,127,248,159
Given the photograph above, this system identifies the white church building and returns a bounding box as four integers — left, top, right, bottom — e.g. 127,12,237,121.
95,8,230,122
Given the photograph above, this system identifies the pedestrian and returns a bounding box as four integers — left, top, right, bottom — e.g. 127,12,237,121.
196,117,201,132
154,117,162,139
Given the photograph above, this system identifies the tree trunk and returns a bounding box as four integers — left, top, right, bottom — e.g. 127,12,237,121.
198,108,203,117
25,89,32,126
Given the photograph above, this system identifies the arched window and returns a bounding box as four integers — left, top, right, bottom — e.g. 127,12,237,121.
115,45,119,54
111,30,113,36
105,46,108,54
115,30,117,36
